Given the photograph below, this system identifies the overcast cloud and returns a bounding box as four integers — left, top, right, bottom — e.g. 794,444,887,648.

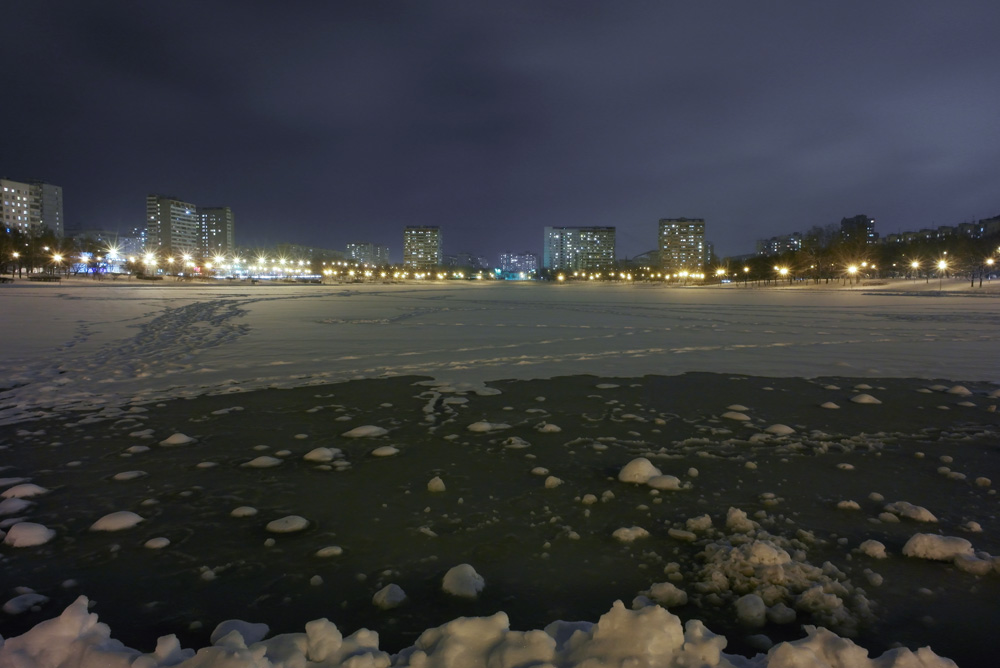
3,1,999,260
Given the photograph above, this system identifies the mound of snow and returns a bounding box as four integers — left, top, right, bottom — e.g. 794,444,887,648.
884,501,937,523
819,401,840,409
230,506,258,518
242,456,282,468
0,497,33,515
315,545,343,557
639,582,688,608
371,445,399,457
266,515,310,533
210,619,270,645
612,526,650,543
467,421,511,433
721,411,751,421
112,470,147,481
3,593,50,615
946,385,972,396
159,433,196,446
764,424,795,436
618,457,661,484
858,540,888,559
144,537,171,549
303,447,340,462
90,511,144,531
1,483,48,499
373,583,407,610
0,595,962,668
3,522,55,547
902,533,974,561
535,422,562,433
442,563,485,599
647,475,682,491
850,394,882,405
427,476,446,492
342,425,388,438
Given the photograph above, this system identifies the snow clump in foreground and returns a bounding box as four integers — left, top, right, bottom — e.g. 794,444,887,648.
0,595,962,667
3,522,55,547
441,563,485,599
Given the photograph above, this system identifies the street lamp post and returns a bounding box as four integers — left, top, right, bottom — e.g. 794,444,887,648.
937,260,947,291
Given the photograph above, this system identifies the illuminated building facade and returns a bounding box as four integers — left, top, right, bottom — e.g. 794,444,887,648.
659,218,705,272
543,226,616,271
403,226,442,269
2,178,63,236
346,242,390,265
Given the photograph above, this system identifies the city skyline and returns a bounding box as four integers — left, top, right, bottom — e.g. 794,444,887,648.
3,2,1000,260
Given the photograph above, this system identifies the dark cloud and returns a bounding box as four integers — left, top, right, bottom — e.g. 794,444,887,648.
3,1,999,259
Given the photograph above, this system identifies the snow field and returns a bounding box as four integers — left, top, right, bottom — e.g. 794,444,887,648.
1,282,1000,666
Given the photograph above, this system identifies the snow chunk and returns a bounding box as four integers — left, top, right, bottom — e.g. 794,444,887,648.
641,582,688,608
373,583,407,610
1,483,48,499
144,537,171,549
946,385,972,395
764,423,795,436
230,506,258,518
647,475,682,491
265,515,310,533
3,522,55,547
210,619,270,645
1,497,33,516
858,540,888,559
3,593,50,615
884,501,937,523
727,404,750,411
111,470,147,481
241,456,282,468
303,447,341,462
902,533,974,561
850,393,882,404
315,545,343,557
820,401,840,409
442,563,485,598
427,476,446,492
735,593,767,627
595,383,619,389
342,425,388,438
466,421,510,433
535,422,562,433
721,411,751,421
159,432,196,446
618,457,661,484
725,507,758,533
612,526,650,543
371,445,399,457
90,511,144,531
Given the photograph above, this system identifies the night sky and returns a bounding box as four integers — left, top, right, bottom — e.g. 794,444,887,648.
3,1,999,262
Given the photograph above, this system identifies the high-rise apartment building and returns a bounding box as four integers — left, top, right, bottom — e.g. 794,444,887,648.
403,226,442,270
28,180,64,237
146,195,200,256
840,215,877,244
543,227,616,271
499,252,539,274
200,206,236,257
1,179,32,233
146,195,236,258
658,218,706,272
346,242,390,265
1,178,63,236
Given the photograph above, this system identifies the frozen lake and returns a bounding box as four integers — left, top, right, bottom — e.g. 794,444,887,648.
2,279,999,425
1,279,998,668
